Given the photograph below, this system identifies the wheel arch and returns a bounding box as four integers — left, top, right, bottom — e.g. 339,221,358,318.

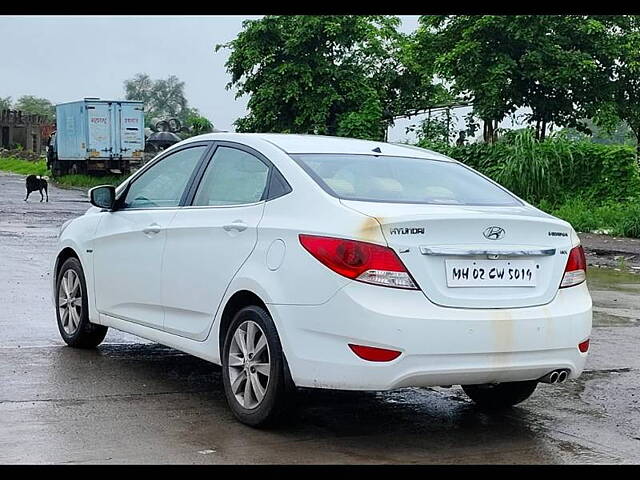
55,247,81,279
217,289,295,390
218,290,269,356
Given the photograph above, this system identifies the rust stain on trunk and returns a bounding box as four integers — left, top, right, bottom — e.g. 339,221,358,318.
357,216,386,244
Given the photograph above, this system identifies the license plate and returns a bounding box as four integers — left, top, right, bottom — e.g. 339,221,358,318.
445,259,537,287
132,151,142,157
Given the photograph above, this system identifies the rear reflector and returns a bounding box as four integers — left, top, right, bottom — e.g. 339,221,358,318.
578,339,590,353
299,234,417,289
349,344,402,362
560,245,587,288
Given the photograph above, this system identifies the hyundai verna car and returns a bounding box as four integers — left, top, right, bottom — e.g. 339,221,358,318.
53,133,592,426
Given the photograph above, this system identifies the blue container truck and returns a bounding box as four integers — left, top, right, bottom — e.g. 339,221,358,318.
47,98,145,176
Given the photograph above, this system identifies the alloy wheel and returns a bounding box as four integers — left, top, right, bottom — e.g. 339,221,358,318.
58,269,82,335
227,320,271,409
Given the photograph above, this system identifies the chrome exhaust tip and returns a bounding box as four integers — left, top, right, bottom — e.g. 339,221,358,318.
539,369,570,384
540,370,560,384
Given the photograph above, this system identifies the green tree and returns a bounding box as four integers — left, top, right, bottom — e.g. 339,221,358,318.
513,16,613,140
14,95,54,118
558,118,636,146
417,16,523,143
217,15,442,140
593,16,640,158
123,73,153,122
185,110,214,136
417,16,612,142
0,96,11,111
407,110,458,148
124,73,190,127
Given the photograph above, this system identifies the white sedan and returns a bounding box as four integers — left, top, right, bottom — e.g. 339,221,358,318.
53,133,592,427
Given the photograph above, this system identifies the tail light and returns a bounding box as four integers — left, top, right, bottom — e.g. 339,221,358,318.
578,339,590,353
349,344,402,362
299,234,418,289
560,245,587,288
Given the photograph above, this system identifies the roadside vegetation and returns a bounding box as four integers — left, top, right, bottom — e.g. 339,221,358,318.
0,156,127,189
0,157,49,176
419,130,640,238
3,135,639,238
549,199,640,238
55,174,127,189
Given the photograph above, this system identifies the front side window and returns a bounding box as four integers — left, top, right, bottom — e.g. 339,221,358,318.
123,145,206,209
291,154,520,206
193,146,270,206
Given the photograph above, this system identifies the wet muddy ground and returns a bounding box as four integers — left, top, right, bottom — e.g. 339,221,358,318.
0,171,638,464
581,232,640,273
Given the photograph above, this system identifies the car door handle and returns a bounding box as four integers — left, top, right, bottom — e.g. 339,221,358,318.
223,221,248,232
142,224,162,235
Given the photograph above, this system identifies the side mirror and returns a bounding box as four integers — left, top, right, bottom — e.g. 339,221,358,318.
89,185,116,210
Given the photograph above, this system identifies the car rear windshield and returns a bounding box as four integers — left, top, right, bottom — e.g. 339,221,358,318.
291,154,521,206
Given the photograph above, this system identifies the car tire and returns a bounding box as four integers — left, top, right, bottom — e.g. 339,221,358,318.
55,257,108,348
462,380,538,409
221,305,290,428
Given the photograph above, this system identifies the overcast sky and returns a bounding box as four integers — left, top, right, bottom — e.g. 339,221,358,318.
0,15,436,141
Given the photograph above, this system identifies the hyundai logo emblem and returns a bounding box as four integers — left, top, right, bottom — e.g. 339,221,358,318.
483,226,505,240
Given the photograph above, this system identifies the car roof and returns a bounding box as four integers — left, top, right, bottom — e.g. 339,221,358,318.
181,132,454,162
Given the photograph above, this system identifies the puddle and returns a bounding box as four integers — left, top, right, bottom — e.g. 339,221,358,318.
587,267,640,327
587,267,640,292
592,310,638,327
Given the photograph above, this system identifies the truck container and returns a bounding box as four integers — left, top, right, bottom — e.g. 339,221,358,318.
48,98,145,175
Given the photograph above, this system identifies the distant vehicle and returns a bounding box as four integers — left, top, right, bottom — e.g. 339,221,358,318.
47,98,145,176
53,133,592,427
145,118,183,153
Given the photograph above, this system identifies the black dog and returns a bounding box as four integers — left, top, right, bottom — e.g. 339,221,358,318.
25,175,49,202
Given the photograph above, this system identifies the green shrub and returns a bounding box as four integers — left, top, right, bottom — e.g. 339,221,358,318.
548,198,601,233
540,197,640,237
617,203,640,237
418,130,640,207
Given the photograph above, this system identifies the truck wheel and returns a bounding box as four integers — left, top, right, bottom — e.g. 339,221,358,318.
221,306,291,428
70,162,87,175
52,160,62,177
55,257,108,348
462,381,538,409
53,160,70,177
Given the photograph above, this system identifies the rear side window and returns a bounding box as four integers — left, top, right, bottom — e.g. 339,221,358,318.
266,168,292,200
123,145,206,209
291,154,520,206
193,146,270,206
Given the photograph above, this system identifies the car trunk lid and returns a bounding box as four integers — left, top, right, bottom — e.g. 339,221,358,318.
342,200,575,309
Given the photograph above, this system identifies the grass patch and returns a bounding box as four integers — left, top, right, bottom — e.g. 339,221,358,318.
0,156,128,189
55,174,127,189
0,156,49,176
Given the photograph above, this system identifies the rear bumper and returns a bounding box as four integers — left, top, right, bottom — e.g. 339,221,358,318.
269,282,592,390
